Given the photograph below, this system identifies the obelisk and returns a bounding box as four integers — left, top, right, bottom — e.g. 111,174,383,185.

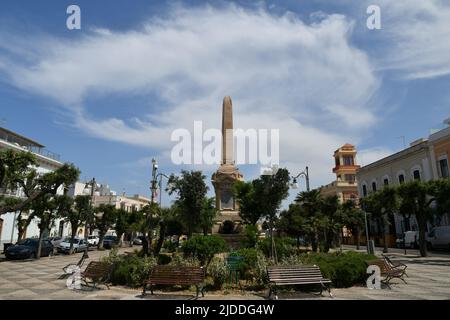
211,96,244,234
222,96,233,165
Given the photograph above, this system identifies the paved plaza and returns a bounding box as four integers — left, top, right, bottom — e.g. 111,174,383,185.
0,247,450,300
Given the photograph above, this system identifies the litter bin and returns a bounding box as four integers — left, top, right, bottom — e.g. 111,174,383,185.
3,243,13,254
367,240,375,255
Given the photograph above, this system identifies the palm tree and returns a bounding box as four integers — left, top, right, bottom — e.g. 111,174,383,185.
341,200,365,250
295,190,323,252
376,186,398,253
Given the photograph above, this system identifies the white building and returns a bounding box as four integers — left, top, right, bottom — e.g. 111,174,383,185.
0,127,71,247
356,119,450,245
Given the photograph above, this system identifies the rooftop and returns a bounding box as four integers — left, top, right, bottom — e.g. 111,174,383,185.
0,127,61,162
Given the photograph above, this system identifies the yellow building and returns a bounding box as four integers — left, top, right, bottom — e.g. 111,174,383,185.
320,144,360,203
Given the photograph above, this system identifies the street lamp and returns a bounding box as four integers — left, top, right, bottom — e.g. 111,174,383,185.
290,166,310,191
82,177,98,258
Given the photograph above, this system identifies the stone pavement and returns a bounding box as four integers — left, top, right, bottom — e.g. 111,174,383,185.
1,247,450,300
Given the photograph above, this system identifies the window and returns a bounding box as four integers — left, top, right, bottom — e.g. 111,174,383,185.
439,158,449,178
362,185,367,197
413,170,421,181
343,156,354,166
345,174,355,183
372,182,377,192
383,178,389,186
398,174,405,184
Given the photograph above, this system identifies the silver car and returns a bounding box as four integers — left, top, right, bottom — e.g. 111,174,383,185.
57,238,88,254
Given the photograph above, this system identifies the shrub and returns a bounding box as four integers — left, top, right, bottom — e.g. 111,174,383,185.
169,253,200,267
207,257,228,289
182,235,228,266
240,225,259,248
280,251,376,288
107,254,157,287
163,240,178,253
259,237,297,259
229,248,259,279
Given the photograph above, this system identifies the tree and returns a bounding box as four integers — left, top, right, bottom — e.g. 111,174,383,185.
31,194,58,259
0,149,80,215
253,168,290,262
234,181,261,225
397,181,434,257
93,204,118,250
0,150,37,215
277,203,307,248
320,195,342,253
295,189,323,252
114,208,130,247
58,195,90,254
167,170,208,236
199,197,217,236
376,186,398,253
341,200,365,250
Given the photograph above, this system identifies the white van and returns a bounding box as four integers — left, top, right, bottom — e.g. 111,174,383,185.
428,226,450,250
396,231,418,249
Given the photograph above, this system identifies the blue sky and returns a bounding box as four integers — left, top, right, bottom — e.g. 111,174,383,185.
1,0,449,207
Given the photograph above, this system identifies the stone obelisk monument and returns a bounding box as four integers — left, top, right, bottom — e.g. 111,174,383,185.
211,96,244,234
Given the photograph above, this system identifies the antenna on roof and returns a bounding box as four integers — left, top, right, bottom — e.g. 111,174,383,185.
396,136,406,149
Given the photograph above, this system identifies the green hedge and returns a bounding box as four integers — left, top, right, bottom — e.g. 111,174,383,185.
281,251,376,288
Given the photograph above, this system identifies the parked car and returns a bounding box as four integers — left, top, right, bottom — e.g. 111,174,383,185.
57,238,88,254
396,231,419,249
48,236,63,248
87,235,99,246
5,238,53,259
103,235,119,249
132,236,145,245
427,226,450,250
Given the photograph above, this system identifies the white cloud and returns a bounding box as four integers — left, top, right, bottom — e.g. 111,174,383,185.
375,0,450,79
0,4,382,186
357,147,393,167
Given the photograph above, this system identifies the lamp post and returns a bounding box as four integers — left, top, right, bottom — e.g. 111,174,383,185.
290,166,310,192
156,173,171,207
361,201,372,254
83,177,97,258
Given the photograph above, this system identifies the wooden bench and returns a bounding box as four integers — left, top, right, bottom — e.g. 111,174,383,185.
142,266,206,297
81,261,113,289
383,255,408,277
267,265,332,299
366,258,407,288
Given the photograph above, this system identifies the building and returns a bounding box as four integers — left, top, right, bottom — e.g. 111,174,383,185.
320,144,360,203
0,127,70,246
211,96,244,234
356,118,450,246
67,182,151,237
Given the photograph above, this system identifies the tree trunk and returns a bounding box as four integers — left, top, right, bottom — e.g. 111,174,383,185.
383,215,389,253
97,231,105,250
69,225,77,255
36,229,45,259
154,222,166,255
418,219,428,257
311,233,318,252
355,226,361,250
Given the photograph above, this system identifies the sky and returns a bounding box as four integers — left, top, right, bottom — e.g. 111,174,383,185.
0,0,449,208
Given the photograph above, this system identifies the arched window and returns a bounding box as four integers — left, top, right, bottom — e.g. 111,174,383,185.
413,170,421,181
398,174,405,184
371,181,377,192
362,184,367,197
